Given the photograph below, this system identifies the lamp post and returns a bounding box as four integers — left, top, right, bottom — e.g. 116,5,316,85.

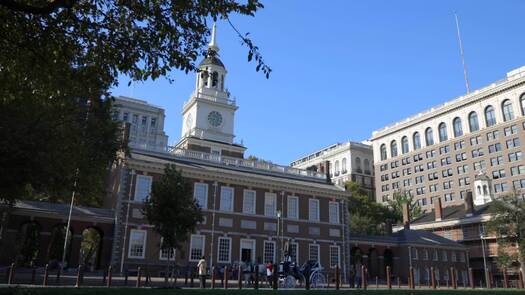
480,227,489,287
276,210,282,262
120,169,136,273
61,98,91,270
210,181,218,270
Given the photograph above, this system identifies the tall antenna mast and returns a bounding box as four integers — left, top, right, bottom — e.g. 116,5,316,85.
454,12,471,94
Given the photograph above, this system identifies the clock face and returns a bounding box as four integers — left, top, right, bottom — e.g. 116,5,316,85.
207,111,223,128
185,114,193,128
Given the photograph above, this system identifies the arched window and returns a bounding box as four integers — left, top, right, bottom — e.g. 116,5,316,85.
390,140,398,157
453,117,463,137
468,111,479,132
485,105,496,127
413,132,421,150
342,158,347,173
364,159,370,174
438,123,448,142
425,128,434,146
380,144,387,161
211,71,219,88
201,71,209,87
355,157,361,172
335,160,340,173
520,93,525,116
502,99,514,122
401,136,409,154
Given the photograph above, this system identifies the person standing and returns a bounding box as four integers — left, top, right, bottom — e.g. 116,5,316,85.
197,256,207,288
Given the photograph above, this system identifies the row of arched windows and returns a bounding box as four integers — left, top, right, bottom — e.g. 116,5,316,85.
380,95,525,161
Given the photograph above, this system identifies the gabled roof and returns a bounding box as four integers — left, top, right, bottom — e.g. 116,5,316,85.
411,203,492,225
11,200,114,223
349,229,465,250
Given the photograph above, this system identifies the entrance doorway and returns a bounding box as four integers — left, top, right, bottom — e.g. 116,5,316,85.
240,239,255,263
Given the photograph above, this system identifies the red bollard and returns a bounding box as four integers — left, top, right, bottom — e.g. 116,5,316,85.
107,265,113,288
224,266,229,289
518,270,524,289
503,267,508,289
136,267,142,288
75,265,82,287
211,266,216,289
486,268,492,289
469,267,474,289
237,264,242,289
361,265,366,290
409,266,414,289
43,264,49,286
335,265,340,290
431,267,436,289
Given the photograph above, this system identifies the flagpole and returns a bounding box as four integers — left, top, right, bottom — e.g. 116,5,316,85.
454,12,471,94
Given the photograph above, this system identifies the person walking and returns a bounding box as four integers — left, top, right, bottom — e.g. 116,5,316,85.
197,256,207,288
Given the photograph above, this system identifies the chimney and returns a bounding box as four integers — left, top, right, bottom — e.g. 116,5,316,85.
434,197,443,222
385,220,393,235
325,160,331,184
465,191,475,217
402,202,410,230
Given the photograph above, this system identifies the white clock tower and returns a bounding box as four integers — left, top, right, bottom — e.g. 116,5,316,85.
176,23,246,158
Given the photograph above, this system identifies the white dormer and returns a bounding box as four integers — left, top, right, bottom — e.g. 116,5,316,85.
473,172,493,206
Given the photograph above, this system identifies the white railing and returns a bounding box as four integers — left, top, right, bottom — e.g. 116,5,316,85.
166,146,327,180
184,90,236,107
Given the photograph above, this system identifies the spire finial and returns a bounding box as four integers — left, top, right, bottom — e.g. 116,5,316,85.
208,22,219,52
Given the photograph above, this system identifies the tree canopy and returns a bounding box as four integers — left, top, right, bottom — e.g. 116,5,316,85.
0,0,269,206
144,164,203,252
487,191,525,272
387,190,423,222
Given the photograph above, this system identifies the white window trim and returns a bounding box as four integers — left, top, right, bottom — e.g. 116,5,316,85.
263,240,276,263
220,186,234,212
217,236,232,263
329,245,340,268
158,237,175,261
309,199,320,221
189,234,205,262
128,229,147,259
134,175,152,202
329,201,340,224
242,189,256,214
309,243,320,262
264,192,277,217
239,238,256,263
287,195,299,219
193,182,209,209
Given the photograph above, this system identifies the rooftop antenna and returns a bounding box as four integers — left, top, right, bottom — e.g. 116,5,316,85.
454,12,471,94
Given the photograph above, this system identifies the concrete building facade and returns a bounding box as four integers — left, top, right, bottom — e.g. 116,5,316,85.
371,66,525,209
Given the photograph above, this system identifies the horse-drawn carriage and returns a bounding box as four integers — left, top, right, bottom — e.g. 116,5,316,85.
277,259,327,288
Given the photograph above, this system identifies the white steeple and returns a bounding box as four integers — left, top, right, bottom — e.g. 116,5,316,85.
208,22,219,52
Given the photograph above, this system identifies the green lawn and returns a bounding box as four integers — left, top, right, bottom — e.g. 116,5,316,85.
1,288,525,295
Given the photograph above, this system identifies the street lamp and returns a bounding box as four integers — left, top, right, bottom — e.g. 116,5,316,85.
479,226,489,288
276,210,282,262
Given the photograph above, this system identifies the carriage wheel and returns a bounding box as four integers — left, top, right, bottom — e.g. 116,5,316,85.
283,275,295,288
310,272,327,288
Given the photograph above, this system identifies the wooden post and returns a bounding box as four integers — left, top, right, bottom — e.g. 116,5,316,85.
136,267,141,288
409,266,414,289
224,266,229,289
386,266,391,289
335,265,340,290
518,270,524,289
237,264,242,289
43,264,49,286
468,267,474,289
75,265,82,287
31,267,36,285
211,266,216,289
7,263,15,285
486,268,492,289
107,265,113,288
431,267,436,289
254,265,259,290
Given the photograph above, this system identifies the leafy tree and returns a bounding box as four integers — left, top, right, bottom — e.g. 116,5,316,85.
345,181,394,235
144,164,203,260
487,191,525,274
388,190,423,222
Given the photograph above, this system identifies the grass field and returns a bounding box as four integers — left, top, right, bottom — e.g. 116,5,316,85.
1,288,525,295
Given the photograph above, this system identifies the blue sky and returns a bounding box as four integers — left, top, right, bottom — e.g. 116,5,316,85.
111,0,525,165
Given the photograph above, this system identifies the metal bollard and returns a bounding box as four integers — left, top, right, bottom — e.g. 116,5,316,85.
335,265,340,290
43,264,49,286
386,266,391,289
237,264,242,290
107,265,113,288
75,265,82,287
7,263,15,285
211,266,216,289
224,266,229,289
136,267,141,288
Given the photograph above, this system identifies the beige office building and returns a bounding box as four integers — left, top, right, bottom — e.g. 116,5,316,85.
371,66,525,210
